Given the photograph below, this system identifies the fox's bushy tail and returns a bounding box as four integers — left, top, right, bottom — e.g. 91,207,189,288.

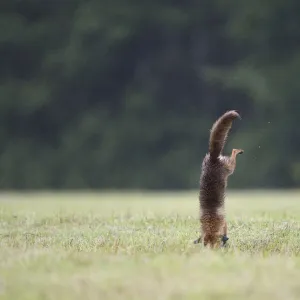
209,110,241,160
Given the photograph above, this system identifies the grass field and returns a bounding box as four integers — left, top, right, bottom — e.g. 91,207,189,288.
1,190,300,300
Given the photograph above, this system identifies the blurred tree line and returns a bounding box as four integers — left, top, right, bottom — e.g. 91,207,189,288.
1,0,300,190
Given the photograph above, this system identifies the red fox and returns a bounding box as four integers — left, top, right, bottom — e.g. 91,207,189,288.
194,110,243,248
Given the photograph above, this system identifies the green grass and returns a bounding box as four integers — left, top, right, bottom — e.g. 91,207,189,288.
1,190,300,300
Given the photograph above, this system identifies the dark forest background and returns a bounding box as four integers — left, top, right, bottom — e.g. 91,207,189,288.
1,0,300,190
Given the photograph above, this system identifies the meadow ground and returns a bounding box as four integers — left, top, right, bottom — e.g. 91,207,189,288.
1,190,300,300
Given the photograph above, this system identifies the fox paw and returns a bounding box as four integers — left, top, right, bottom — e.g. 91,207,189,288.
193,237,201,244
221,235,229,246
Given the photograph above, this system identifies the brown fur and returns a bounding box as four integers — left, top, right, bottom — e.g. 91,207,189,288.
195,110,243,249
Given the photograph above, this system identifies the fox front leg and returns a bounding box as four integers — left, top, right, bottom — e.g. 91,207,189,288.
193,237,201,244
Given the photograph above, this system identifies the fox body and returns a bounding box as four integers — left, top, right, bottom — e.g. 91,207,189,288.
194,110,243,248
